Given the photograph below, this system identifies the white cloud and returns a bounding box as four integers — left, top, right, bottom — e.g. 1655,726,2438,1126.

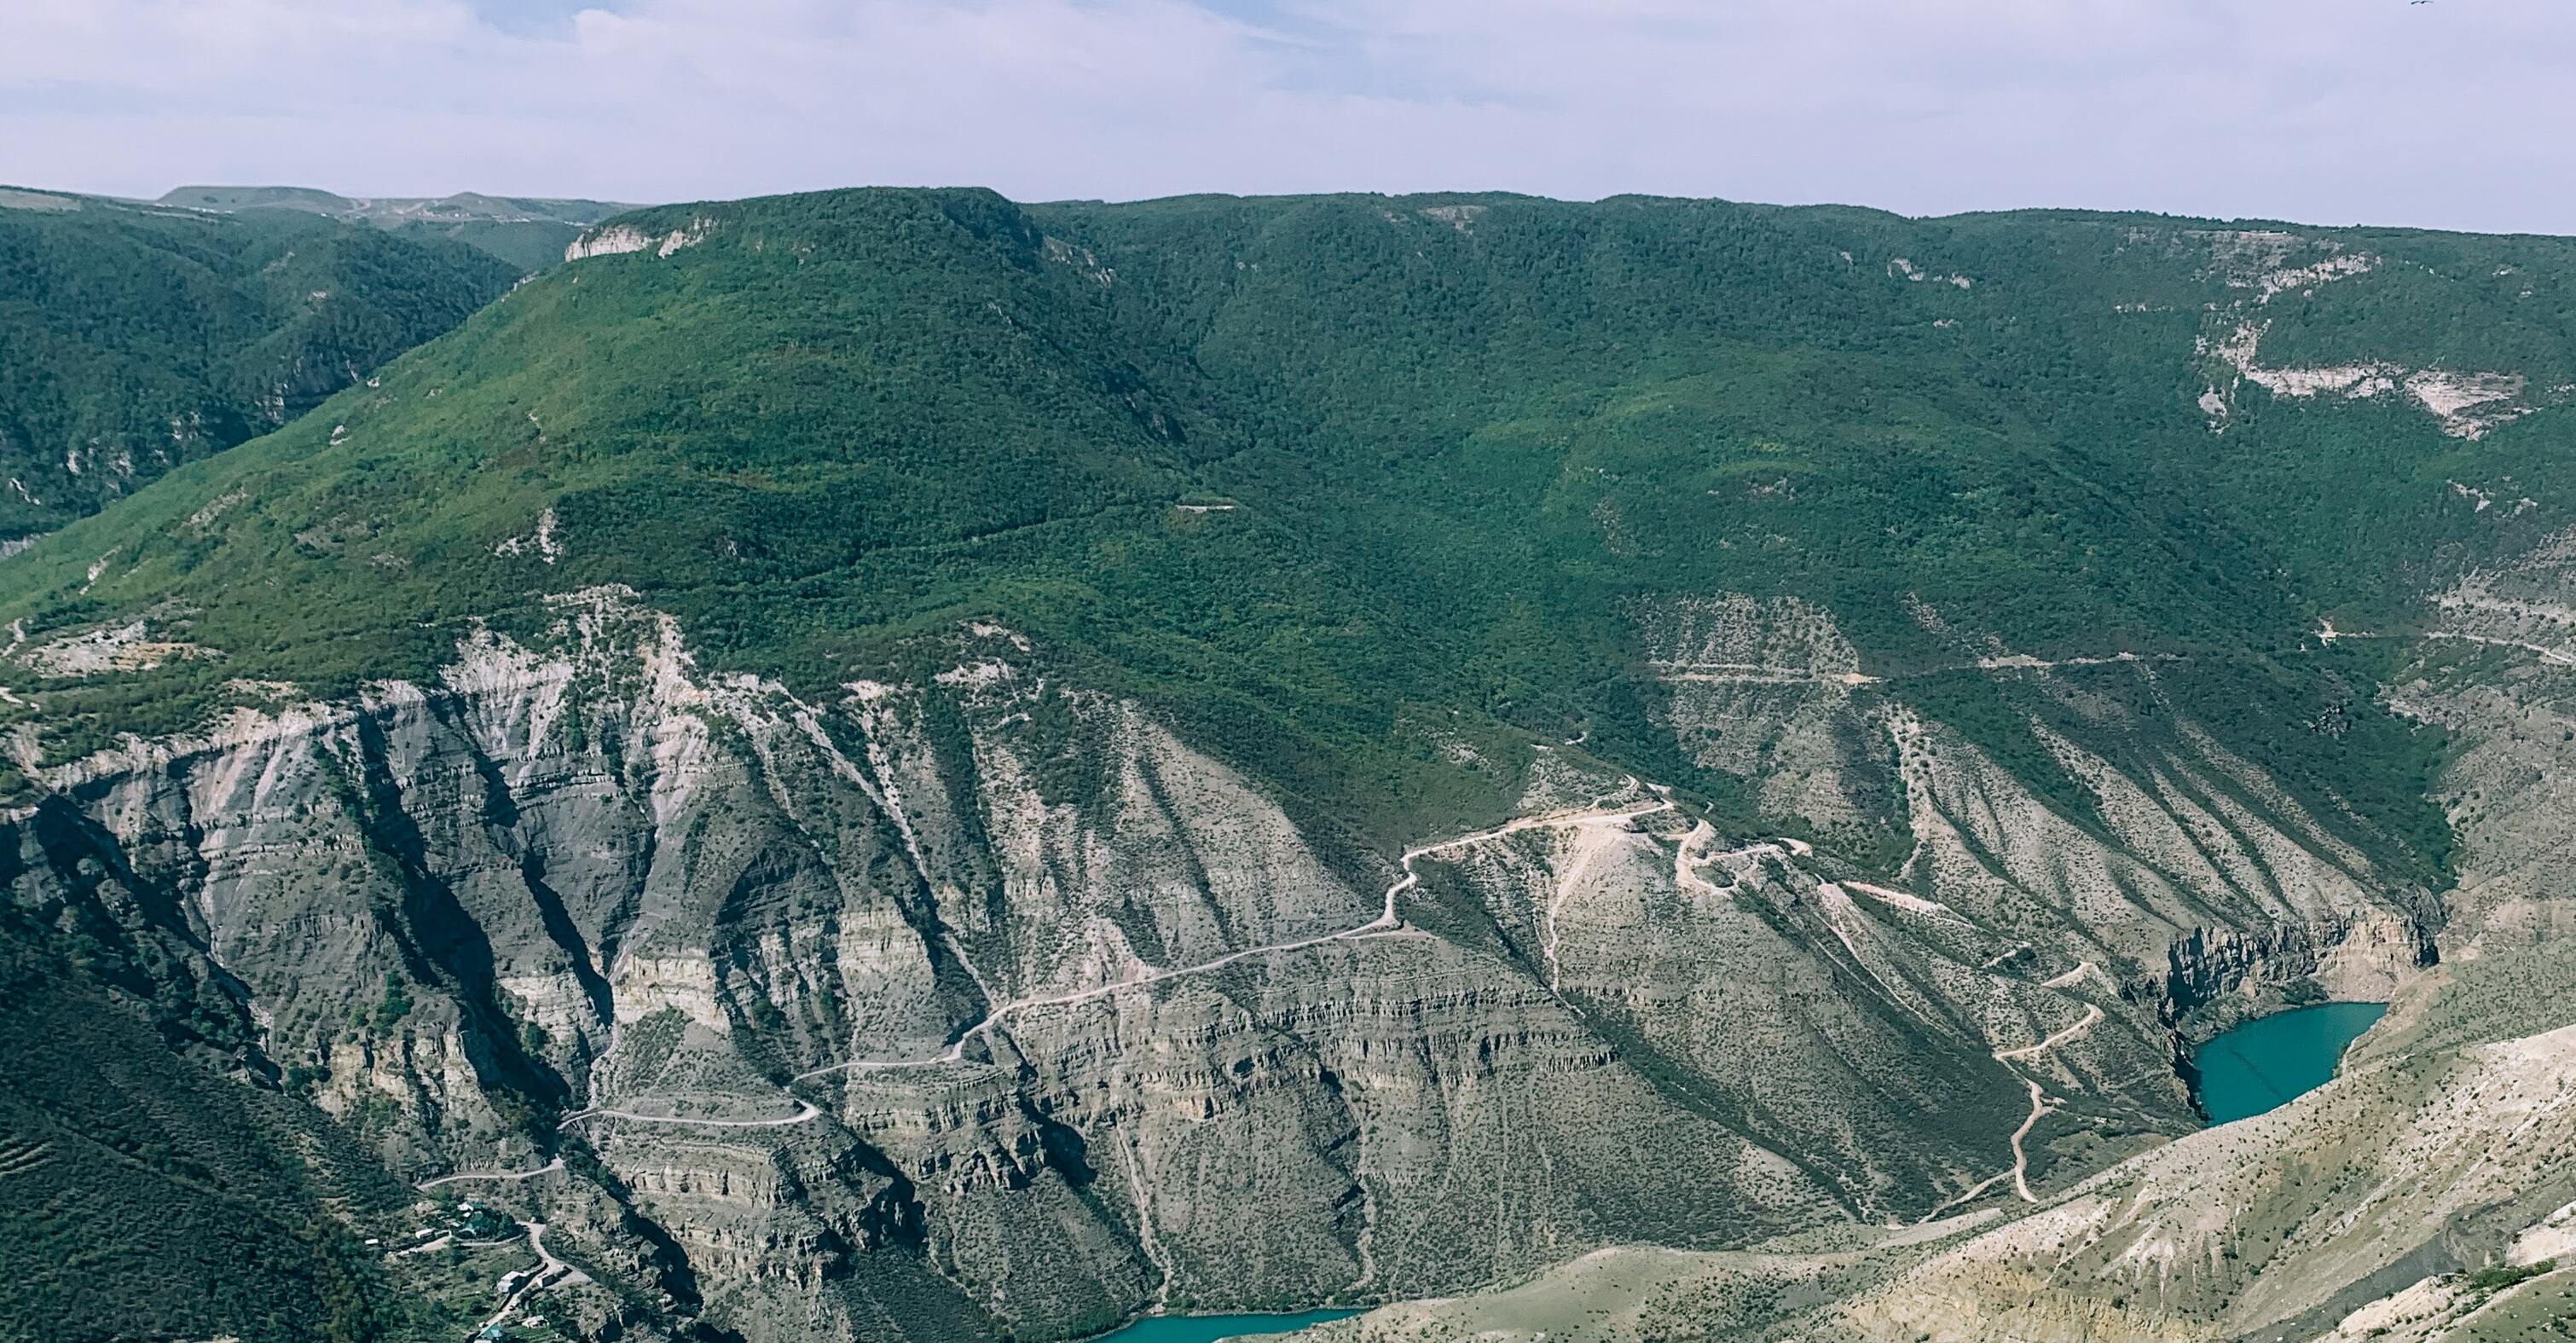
1,0,2569,231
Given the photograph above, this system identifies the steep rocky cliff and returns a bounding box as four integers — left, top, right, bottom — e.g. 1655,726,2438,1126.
0,585,2446,1341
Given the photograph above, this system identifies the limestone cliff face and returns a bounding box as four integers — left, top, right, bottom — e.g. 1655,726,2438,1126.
1638,594,2439,1029
0,588,2449,1341
1298,567,2576,1343
0,592,1837,1340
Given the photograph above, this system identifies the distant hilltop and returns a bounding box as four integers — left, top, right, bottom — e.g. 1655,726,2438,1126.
156,184,646,271
156,184,639,226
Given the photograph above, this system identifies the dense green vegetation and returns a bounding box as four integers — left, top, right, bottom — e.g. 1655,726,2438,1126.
0,190,518,543
9,187,2557,874
2464,1260,2558,1294
0,909,427,1343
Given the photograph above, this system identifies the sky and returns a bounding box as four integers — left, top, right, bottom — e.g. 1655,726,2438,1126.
3,0,2571,234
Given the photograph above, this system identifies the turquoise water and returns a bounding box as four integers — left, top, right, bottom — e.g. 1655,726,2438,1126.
2195,1001,2388,1125
1088,1311,1363,1343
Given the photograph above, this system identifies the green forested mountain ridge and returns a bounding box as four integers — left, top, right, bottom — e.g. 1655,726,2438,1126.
3,187,2573,1342
8,188,2548,854
0,188,520,547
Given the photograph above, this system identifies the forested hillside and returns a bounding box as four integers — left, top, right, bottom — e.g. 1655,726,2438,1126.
10,188,2541,859
0,188,518,547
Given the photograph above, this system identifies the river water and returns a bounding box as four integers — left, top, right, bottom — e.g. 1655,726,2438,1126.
2194,1001,2387,1125
1086,1311,1363,1343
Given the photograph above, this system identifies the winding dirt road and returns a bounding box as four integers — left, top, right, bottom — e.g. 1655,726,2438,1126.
796,790,1681,1082
420,1158,563,1189
1945,1004,2105,1211
1914,1000,2107,1221
402,1170,591,1329
479,1221,587,1330
560,1100,820,1129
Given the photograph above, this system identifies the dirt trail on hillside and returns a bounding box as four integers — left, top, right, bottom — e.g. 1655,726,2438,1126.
562,1100,819,1128
479,1220,586,1330
420,1158,563,1189
1915,1003,2107,1219
797,790,1686,1081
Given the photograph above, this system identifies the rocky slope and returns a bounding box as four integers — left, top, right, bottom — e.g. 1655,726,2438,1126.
1298,982,2576,1343
0,584,2448,1341
1295,522,2576,1343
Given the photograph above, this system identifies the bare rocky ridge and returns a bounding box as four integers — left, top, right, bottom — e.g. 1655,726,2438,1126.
1291,532,2576,1343
0,580,2451,1340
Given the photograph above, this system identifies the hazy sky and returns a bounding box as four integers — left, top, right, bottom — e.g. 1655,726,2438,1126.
4,0,2570,233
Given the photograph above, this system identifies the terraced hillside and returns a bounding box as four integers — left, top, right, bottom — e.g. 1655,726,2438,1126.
1,188,2571,1343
